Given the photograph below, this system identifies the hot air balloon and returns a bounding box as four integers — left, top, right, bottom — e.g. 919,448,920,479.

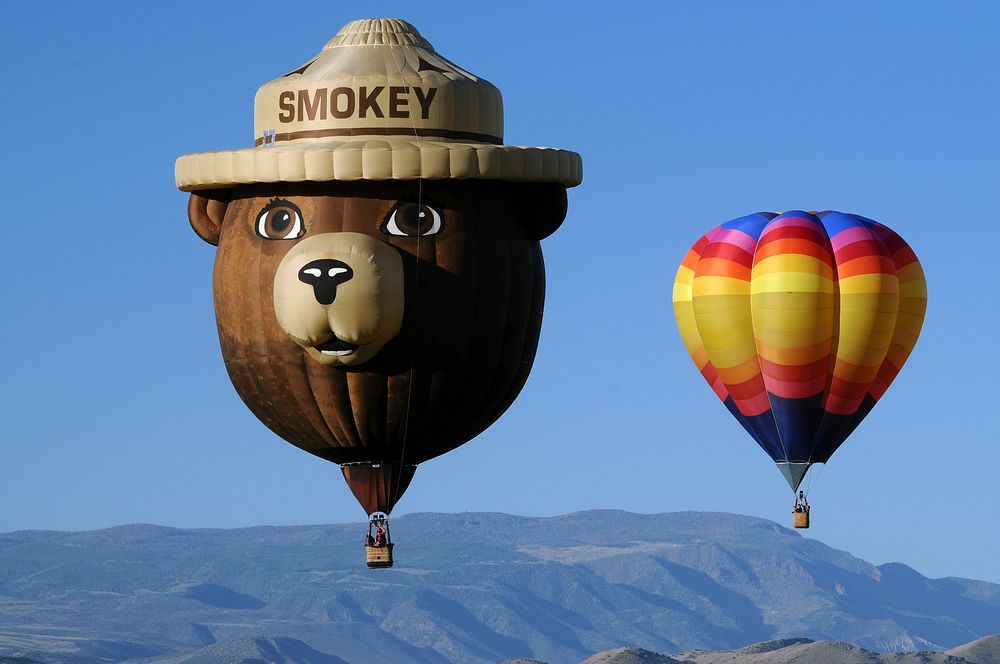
176,18,582,566
673,211,926,528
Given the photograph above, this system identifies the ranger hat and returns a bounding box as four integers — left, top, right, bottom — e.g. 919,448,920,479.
175,18,582,191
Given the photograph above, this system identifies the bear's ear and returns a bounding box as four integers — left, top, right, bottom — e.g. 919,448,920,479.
515,183,568,241
187,190,232,246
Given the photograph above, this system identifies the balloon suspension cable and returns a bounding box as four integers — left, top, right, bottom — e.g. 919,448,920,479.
803,461,825,498
390,42,424,502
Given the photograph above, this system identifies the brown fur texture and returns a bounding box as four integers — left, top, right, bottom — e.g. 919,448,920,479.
189,179,567,512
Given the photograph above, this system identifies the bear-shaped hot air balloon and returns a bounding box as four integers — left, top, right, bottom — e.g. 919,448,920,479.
673,211,926,528
176,18,582,567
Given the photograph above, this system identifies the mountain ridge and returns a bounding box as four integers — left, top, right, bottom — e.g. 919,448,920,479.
1,510,998,664
119,634,1000,664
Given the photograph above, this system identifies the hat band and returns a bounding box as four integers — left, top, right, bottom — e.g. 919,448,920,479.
254,126,503,147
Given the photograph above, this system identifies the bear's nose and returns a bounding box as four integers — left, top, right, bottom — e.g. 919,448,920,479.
298,259,354,305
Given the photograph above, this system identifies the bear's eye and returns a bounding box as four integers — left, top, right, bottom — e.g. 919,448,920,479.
382,202,442,237
256,199,305,240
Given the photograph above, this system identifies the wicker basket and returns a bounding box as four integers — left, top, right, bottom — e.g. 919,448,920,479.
365,543,394,568
793,511,810,529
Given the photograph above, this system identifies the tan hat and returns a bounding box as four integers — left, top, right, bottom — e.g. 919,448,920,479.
175,18,582,191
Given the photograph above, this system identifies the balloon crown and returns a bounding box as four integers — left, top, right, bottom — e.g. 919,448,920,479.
324,18,433,48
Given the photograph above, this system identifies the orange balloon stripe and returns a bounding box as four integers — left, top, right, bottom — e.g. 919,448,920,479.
753,237,835,264
696,256,752,280
758,356,829,382
835,255,897,279
830,357,880,382
722,354,768,384
754,338,831,365
688,344,710,370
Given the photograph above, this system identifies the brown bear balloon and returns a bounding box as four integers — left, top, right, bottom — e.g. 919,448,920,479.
177,18,581,565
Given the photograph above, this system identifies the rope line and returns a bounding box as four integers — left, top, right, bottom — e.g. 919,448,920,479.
389,40,424,514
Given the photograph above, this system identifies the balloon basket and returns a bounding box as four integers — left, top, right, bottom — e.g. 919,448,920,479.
793,511,810,529
366,543,394,568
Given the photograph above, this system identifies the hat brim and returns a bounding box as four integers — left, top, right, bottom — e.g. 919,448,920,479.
175,137,582,191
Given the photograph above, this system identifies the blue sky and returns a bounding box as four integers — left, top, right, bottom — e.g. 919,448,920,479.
2,1,998,584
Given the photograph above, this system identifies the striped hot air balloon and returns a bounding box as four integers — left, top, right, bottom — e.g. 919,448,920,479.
673,211,927,519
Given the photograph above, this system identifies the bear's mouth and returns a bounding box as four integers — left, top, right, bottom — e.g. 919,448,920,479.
313,337,360,357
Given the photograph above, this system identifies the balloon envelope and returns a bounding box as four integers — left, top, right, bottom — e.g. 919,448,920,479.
673,211,927,490
178,18,582,519
208,181,556,516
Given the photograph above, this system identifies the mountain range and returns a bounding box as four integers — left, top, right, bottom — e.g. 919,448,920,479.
127,634,1000,664
1,511,999,663
581,634,1000,663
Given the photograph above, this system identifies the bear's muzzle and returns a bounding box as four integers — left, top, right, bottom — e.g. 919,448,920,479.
273,232,405,366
